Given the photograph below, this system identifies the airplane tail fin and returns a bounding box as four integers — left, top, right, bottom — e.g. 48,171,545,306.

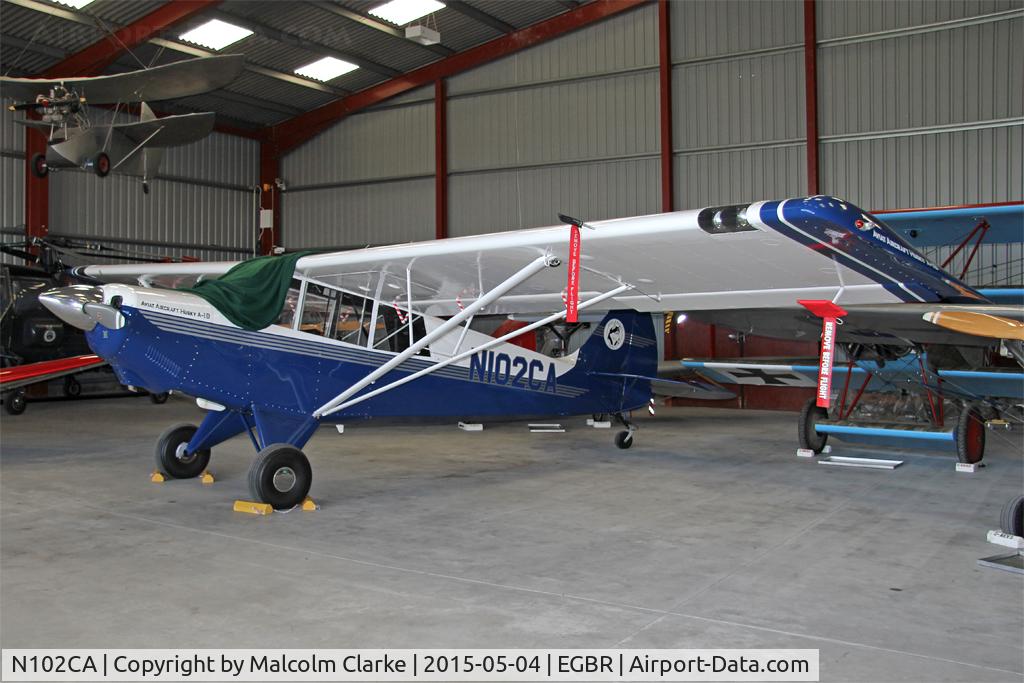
575,310,659,378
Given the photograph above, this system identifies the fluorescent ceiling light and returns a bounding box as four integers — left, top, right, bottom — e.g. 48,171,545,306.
55,0,95,8
369,0,445,26
294,56,358,82
178,19,253,51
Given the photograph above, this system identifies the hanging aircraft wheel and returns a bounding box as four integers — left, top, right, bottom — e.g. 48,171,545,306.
149,391,169,404
63,376,82,398
1000,495,1024,537
154,423,210,479
93,153,111,177
614,431,633,449
30,153,48,178
248,444,312,510
955,403,985,464
4,390,27,416
798,397,829,453
142,182,150,195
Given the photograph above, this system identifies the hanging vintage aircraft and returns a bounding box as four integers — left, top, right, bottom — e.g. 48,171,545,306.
2,55,244,192
37,196,1022,509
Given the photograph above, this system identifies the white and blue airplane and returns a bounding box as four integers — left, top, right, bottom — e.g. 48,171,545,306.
38,196,1021,508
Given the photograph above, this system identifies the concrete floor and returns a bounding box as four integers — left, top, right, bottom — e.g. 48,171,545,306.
1,396,1022,681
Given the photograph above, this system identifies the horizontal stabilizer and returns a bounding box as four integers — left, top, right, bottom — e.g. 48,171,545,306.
590,372,735,400
0,55,244,104
114,112,215,148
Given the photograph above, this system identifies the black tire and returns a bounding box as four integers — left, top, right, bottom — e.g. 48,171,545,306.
955,403,985,464
1000,495,1024,537
4,391,27,416
142,182,150,195
614,431,633,449
149,391,169,404
798,397,829,453
248,443,312,510
63,376,82,398
154,423,210,479
30,153,48,178
94,152,110,177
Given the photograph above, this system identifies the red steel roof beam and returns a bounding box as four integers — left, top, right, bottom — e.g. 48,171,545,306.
268,0,647,155
803,0,820,195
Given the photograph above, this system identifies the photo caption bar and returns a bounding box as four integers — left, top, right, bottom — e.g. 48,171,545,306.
1,649,818,681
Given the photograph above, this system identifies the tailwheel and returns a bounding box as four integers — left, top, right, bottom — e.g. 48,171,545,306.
248,443,312,510
798,397,829,454
955,403,985,464
93,152,111,177
30,153,48,178
155,423,210,479
613,412,636,449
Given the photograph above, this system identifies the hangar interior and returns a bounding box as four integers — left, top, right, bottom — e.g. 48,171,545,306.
1,0,1023,681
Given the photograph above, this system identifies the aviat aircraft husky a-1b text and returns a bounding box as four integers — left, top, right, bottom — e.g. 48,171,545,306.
40,197,1021,508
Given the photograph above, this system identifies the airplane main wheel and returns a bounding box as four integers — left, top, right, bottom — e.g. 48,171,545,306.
93,152,111,177
955,403,985,464
155,423,210,479
63,376,82,398
4,390,27,416
614,431,633,449
30,153,48,178
798,397,829,453
1000,495,1024,537
248,444,312,510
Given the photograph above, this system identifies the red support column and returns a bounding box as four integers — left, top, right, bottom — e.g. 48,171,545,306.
803,0,819,195
259,143,281,255
658,0,674,212
24,125,48,256
434,79,448,240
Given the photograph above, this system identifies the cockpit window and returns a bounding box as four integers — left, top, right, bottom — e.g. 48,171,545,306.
273,279,301,328
697,204,759,234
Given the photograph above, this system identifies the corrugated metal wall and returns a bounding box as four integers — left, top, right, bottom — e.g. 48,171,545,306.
47,130,259,261
671,0,808,207
281,86,436,248
447,3,660,236
817,0,1024,208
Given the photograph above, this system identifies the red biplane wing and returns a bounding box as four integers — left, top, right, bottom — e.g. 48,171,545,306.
0,355,106,391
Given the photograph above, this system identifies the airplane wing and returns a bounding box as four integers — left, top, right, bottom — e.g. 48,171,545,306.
692,302,1024,348
0,354,106,391
77,197,990,318
681,358,1024,401
112,112,215,148
875,203,1023,247
0,55,244,104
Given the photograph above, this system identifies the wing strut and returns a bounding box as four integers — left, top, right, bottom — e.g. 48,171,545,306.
319,282,632,417
313,255,557,418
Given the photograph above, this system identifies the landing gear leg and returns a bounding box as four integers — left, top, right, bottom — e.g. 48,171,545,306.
613,412,636,449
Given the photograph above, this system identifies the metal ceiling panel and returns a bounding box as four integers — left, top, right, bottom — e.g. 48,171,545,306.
468,1,566,29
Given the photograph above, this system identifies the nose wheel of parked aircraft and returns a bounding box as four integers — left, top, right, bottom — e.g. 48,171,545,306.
248,444,312,510
155,423,211,479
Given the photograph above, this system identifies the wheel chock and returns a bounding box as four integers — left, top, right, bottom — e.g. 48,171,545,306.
200,471,215,485
233,500,273,515
150,471,166,483
301,497,319,512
